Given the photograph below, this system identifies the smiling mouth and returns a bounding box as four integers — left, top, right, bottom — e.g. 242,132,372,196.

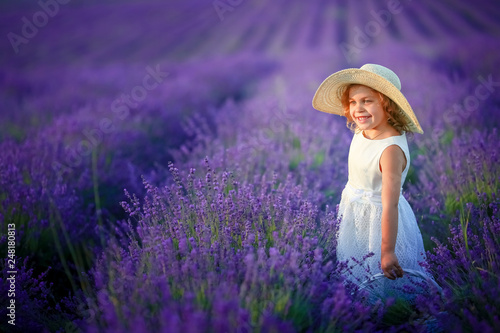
356,116,371,120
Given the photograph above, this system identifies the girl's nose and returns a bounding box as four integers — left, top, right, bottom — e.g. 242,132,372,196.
353,105,365,113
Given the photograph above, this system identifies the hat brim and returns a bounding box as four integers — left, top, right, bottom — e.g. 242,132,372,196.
312,68,423,134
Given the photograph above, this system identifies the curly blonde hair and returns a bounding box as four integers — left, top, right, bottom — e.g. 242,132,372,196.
339,84,412,134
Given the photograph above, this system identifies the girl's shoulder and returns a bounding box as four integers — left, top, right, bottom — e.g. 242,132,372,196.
379,132,409,151
380,133,410,166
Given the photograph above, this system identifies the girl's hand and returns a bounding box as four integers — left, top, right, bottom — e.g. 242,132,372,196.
381,251,404,280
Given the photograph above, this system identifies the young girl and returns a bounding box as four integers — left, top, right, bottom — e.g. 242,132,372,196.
312,64,429,293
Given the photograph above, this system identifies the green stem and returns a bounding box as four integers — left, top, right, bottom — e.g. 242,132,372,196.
459,200,471,256
92,149,105,248
49,202,79,294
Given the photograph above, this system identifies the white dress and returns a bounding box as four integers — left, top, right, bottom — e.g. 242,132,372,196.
336,131,429,294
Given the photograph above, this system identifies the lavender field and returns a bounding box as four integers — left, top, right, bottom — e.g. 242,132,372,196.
1,0,500,332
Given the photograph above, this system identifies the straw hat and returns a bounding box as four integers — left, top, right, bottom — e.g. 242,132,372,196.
312,64,423,134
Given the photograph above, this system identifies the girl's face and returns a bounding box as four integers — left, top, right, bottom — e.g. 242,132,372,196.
348,85,389,132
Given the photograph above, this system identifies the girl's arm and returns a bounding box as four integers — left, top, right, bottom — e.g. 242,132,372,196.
379,145,406,280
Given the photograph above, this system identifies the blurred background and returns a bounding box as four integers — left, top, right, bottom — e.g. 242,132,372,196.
2,0,500,147
2,0,500,139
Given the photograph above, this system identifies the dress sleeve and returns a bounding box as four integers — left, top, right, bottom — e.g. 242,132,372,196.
376,139,410,175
